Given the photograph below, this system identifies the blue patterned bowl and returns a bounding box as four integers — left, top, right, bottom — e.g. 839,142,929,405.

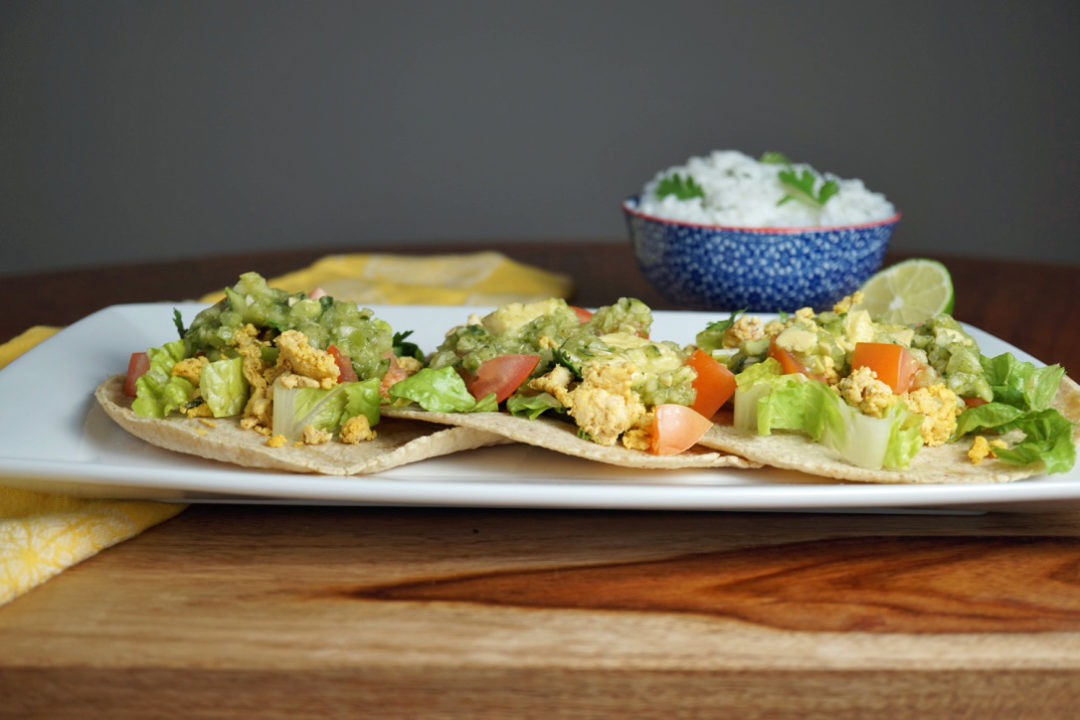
624,196,900,312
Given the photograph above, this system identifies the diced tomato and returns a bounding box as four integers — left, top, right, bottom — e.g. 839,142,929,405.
571,305,593,323
649,404,713,455
123,351,150,397
686,349,736,418
768,338,806,375
768,339,829,383
768,338,809,375
379,354,412,398
464,354,541,404
964,396,989,408
851,342,920,394
328,345,358,383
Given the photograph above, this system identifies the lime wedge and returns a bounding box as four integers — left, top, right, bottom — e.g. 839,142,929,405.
858,258,954,324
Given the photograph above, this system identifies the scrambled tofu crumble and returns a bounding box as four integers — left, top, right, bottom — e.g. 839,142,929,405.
177,323,381,447
340,414,377,444
301,425,333,446
171,356,209,385
837,366,896,418
722,315,764,348
530,362,648,447
275,330,339,388
968,435,1009,465
565,361,647,447
529,364,573,404
901,385,961,447
832,291,864,314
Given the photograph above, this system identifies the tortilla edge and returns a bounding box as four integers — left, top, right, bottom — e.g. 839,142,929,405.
695,374,1080,484
95,374,511,475
382,406,761,470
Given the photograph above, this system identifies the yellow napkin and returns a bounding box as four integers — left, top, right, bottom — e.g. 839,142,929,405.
200,251,573,306
0,328,186,606
1,252,571,606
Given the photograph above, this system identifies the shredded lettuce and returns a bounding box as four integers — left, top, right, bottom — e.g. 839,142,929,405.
992,409,1076,474
132,340,195,418
734,357,782,391
951,353,1075,473
341,379,382,427
388,367,496,413
825,401,925,470
981,353,1065,412
953,402,1025,438
506,391,565,420
199,356,249,418
271,378,380,444
733,358,924,470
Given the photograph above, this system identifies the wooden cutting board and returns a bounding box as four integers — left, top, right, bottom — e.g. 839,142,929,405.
3,505,1080,718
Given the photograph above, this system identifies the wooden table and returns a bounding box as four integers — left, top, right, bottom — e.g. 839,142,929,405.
2,242,1080,718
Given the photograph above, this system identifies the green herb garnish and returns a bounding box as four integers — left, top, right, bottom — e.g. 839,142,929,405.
655,173,705,201
759,151,790,165
777,167,839,208
760,152,839,209
392,330,425,362
695,309,746,352
172,308,186,339
553,347,583,381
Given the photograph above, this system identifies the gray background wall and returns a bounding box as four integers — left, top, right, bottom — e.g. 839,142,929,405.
2,0,1078,276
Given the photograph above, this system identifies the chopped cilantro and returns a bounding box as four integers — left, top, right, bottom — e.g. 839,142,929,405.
172,308,186,339
392,330,425,362
695,310,746,352
552,347,583,380
777,167,839,209
655,173,705,201
760,152,839,209
759,151,790,165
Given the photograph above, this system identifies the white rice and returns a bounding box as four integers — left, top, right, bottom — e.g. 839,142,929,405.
636,150,896,228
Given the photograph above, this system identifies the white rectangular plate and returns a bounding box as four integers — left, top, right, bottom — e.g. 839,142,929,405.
0,303,1077,511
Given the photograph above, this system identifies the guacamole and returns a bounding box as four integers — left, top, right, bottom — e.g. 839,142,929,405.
427,297,695,407
699,303,991,401
910,314,992,401
185,271,393,380
429,298,580,374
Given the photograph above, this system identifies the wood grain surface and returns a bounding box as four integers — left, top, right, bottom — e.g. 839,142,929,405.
352,534,1080,634
4,507,1080,717
3,243,1080,718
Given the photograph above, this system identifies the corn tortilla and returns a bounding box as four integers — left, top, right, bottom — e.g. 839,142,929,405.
696,376,1080,484
96,375,511,475
382,406,761,470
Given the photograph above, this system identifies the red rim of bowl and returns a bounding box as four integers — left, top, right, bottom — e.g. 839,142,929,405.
622,196,901,234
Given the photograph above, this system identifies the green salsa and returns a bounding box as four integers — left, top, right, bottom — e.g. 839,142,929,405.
185,272,393,380
429,296,695,408
429,298,580,374
911,314,992,401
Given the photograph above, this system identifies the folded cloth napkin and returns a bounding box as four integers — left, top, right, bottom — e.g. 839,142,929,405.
0,252,571,606
0,328,186,605
200,251,573,306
